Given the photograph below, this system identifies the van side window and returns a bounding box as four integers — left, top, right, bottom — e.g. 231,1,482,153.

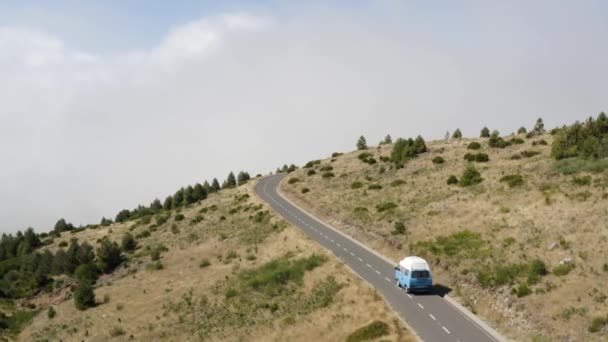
403,268,409,276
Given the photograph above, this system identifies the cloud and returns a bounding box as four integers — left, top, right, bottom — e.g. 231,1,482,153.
0,4,607,233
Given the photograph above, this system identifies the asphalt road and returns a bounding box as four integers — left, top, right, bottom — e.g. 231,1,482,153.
255,174,503,342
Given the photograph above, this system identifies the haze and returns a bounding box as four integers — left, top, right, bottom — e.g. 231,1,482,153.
1,1,606,233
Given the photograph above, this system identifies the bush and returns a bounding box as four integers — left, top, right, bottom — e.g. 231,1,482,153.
467,142,481,150
480,127,490,138
520,150,541,158
572,176,591,186
321,172,335,179
288,177,299,184
452,129,462,139
96,239,122,273
353,207,369,215
301,188,310,194
391,136,427,165
146,261,163,271
225,288,238,299
554,158,608,174
351,181,364,189
121,233,137,252
551,112,608,160
390,179,406,187
532,139,548,146
307,169,316,176
432,156,445,164
553,263,573,276
74,280,96,310
465,153,489,162
74,263,99,284
515,283,530,297
357,135,368,150
447,175,458,185
589,316,608,333
500,174,524,188
199,259,211,268
510,137,525,144
392,222,407,235
319,165,333,171
174,214,185,222
459,166,483,187
376,202,397,212
346,321,390,342
368,183,382,190
332,152,343,158
518,126,527,134
109,326,126,337
47,306,56,319
358,152,372,161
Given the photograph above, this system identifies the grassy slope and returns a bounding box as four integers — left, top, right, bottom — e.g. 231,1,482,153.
280,133,608,341
19,182,415,342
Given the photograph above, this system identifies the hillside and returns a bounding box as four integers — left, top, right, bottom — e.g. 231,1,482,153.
7,182,414,341
280,128,608,341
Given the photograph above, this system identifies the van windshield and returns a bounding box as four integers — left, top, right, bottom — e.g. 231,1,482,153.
412,270,430,279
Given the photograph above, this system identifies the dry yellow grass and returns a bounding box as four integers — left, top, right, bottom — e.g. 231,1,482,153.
19,182,415,342
281,133,608,341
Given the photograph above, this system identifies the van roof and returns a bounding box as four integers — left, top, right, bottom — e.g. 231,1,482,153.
399,256,430,270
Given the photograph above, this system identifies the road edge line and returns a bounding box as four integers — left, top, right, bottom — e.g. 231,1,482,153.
273,176,507,342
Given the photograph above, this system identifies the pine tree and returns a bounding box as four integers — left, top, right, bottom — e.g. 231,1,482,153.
202,181,212,194
356,135,368,150
76,242,95,265
452,129,462,139
183,185,195,205
115,209,131,223
100,217,112,226
73,280,96,310
534,118,545,132
150,198,162,212
211,178,221,192
380,134,392,145
96,238,122,273
172,188,184,208
162,196,173,210
517,126,527,134
444,131,450,140
223,172,237,189
53,218,74,234
480,127,490,138
413,135,427,154
192,183,206,202
237,171,251,185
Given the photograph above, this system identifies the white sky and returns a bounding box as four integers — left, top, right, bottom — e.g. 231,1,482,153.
1,2,607,233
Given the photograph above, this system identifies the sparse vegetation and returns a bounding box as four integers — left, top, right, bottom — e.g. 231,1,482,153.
500,174,524,188
467,142,481,150
459,165,483,186
432,156,445,164
346,321,390,342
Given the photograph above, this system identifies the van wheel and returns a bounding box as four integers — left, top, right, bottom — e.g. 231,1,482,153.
404,286,409,293
395,280,401,288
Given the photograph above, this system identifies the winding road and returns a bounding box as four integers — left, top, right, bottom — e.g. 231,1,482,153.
255,174,506,342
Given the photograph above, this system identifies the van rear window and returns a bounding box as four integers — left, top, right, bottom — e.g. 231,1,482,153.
412,270,430,278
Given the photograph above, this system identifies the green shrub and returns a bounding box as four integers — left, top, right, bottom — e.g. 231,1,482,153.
515,283,530,297
225,288,238,299
391,222,407,235
171,224,180,234
390,179,406,187
288,177,300,184
109,326,126,337
500,174,524,188
346,320,390,342
521,150,541,158
553,263,573,276
379,156,391,162
332,152,343,158
319,165,333,172
572,176,591,186
464,153,489,162
240,254,326,293
358,152,372,161
467,142,481,150
47,306,56,319
368,183,382,190
413,230,485,260
551,112,608,160
589,316,608,333
174,214,185,222
150,249,161,261
146,261,163,271
351,181,364,189
554,158,608,174
58,241,68,247
301,188,310,194
321,172,335,179
199,259,211,268
510,137,525,144
353,207,369,215
447,175,458,185
432,156,445,164
532,139,548,146
121,232,137,252
74,280,96,310
307,169,316,176
376,202,398,212
459,166,483,187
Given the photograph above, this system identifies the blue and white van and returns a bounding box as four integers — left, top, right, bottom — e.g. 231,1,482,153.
394,256,433,293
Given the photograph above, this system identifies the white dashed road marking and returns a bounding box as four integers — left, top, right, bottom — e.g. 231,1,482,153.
375,270,381,275
429,314,436,320
443,326,451,334
366,263,372,268
418,303,424,309
406,294,413,299
358,257,363,262
385,277,391,282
